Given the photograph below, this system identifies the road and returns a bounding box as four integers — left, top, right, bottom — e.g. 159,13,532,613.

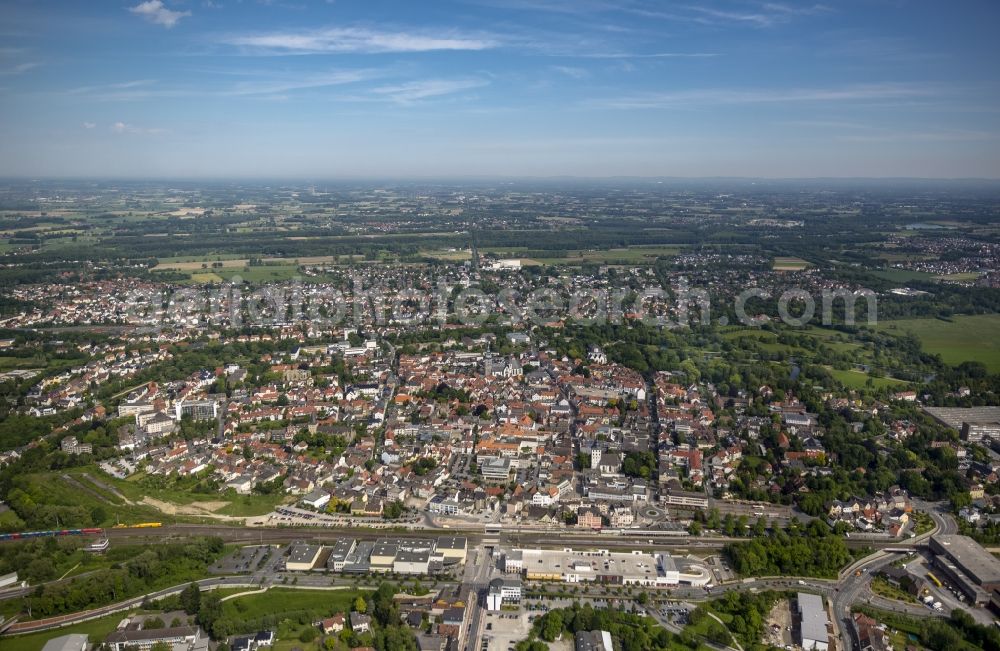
463,545,497,651
1,576,255,635
833,501,958,651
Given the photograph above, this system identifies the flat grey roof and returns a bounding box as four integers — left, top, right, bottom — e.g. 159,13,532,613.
106,626,199,643
396,549,431,563
435,536,467,550
932,535,1000,585
923,406,1000,430
41,634,89,651
288,543,321,564
330,538,356,557
798,593,828,644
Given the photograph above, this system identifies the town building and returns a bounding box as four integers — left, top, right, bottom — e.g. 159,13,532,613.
41,634,89,651
105,625,207,651
929,534,1000,605
486,577,522,611
286,543,322,571
575,630,614,651
797,593,829,651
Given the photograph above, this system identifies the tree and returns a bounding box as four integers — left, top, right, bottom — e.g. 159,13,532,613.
354,596,367,613
197,592,222,638
90,505,107,526
540,610,564,642
180,582,201,615
383,500,404,520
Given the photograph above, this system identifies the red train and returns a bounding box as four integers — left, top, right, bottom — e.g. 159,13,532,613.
0,527,103,542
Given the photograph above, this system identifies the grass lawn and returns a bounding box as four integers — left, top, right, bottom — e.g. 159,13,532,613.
875,314,1000,372
870,269,935,283
827,368,908,390
870,577,917,604
684,608,737,646
222,588,361,621
215,265,301,283
190,272,224,283
933,272,982,282
215,493,291,517
2,612,134,651
0,356,46,370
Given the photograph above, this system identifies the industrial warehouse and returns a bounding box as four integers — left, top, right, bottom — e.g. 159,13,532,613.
284,536,468,575
928,534,1000,606
503,548,711,587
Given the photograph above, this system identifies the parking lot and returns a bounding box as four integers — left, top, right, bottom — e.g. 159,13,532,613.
210,544,276,574
705,555,736,583
480,609,573,651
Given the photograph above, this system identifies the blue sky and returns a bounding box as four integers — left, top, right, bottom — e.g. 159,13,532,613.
0,0,998,178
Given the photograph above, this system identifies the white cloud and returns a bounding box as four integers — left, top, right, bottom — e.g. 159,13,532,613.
588,83,934,109
0,61,40,76
223,27,497,54
111,121,165,135
129,1,191,29
82,122,97,129
550,65,589,79
576,52,720,59
64,71,377,101
225,69,377,95
371,79,488,103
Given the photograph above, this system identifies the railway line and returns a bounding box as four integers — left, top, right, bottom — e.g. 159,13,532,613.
94,522,924,553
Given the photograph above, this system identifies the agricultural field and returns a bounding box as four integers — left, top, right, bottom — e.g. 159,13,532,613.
871,269,935,283
479,245,681,266
933,272,982,282
772,256,810,271
875,314,1000,372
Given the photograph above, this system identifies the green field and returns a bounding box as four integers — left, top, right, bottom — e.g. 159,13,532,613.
480,244,681,266
720,327,866,359
827,368,908,390
214,265,301,283
871,269,935,283
222,587,360,621
876,314,1000,372
10,470,162,528
190,272,224,283
773,256,809,271
933,272,982,282
75,468,290,518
